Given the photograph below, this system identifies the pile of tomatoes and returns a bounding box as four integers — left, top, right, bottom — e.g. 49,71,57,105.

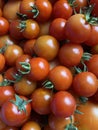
0,0,98,130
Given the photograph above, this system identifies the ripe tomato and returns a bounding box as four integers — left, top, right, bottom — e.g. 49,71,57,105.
0,53,5,72
49,18,67,41
86,54,98,78
0,8,2,17
0,85,15,107
48,66,73,91
64,14,91,43
27,57,50,81
72,71,98,97
74,0,88,12
15,54,31,73
3,0,21,21
20,19,40,39
52,0,73,20
0,17,9,36
23,39,36,56
58,43,83,67
90,0,98,17
14,76,37,96
50,91,76,118
4,44,23,66
21,121,41,130
33,35,59,61
0,95,31,127
9,20,24,40
85,25,98,46
31,88,53,115
74,100,98,130
48,114,74,130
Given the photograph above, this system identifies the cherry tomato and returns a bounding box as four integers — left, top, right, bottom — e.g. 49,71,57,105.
0,17,9,36
3,0,21,21
14,76,37,96
85,25,98,46
33,35,59,61
72,71,98,97
20,19,40,39
0,95,31,127
0,86,15,107
49,18,67,41
0,8,2,17
86,54,98,78
9,20,24,40
31,88,53,115
52,0,73,20
21,121,41,130
4,44,23,66
64,14,91,43
90,0,98,17
23,39,36,56
58,43,83,67
74,100,98,130
15,54,31,73
50,91,76,118
27,57,50,81
48,114,74,130
0,53,5,72
48,66,73,91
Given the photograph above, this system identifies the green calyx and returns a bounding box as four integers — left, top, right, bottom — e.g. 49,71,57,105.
0,79,11,86
42,80,54,89
18,62,31,75
30,4,39,18
18,20,26,32
16,12,28,20
10,94,32,113
82,4,98,25
0,43,8,54
65,116,78,130
68,0,77,8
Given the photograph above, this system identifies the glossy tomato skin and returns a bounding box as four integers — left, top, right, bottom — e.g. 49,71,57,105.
34,0,52,23
0,86,15,107
64,14,91,43
52,0,73,20
50,91,76,118
49,18,67,41
21,121,41,130
15,54,31,72
74,0,88,12
72,71,98,97
23,39,36,56
27,57,50,81
9,20,24,40
0,95,31,127
74,101,98,130
3,0,21,21
14,76,37,96
86,54,98,78
85,25,98,46
31,88,53,115
33,35,59,61
48,66,73,91
90,0,98,17
19,0,35,18
0,17,9,36
58,43,83,67
4,44,23,66
48,114,74,130
22,19,40,39
0,53,5,72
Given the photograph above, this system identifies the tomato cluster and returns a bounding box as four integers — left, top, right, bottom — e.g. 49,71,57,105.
0,0,98,130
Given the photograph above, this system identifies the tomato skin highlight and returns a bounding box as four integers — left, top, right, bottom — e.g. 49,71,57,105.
74,101,98,130
50,91,76,118
64,14,91,43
